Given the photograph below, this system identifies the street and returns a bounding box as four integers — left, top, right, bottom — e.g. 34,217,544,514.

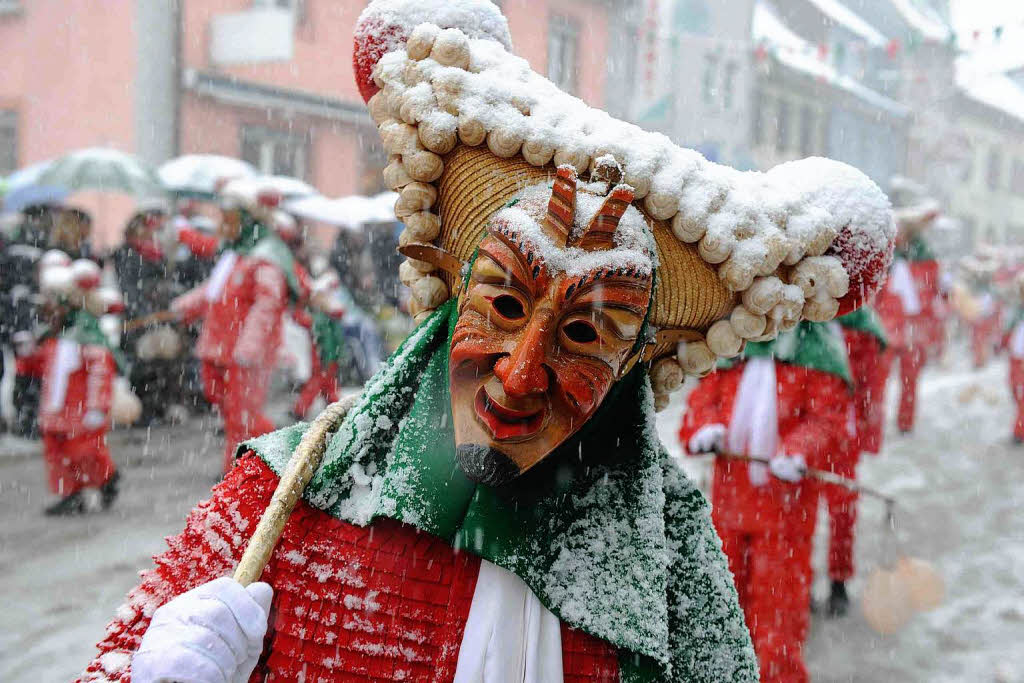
2,352,1023,682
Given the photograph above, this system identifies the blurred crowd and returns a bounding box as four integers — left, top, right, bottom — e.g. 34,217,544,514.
0,183,419,513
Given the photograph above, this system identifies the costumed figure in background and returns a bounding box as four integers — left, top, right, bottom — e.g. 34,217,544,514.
1,204,52,438
113,204,188,424
1005,273,1024,444
875,182,944,434
5,204,58,437
822,306,889,617
16,252,125,515
170,182,298,473
80,2,894,681
291,268,347,420
680,322,854,682
962,255,1003,368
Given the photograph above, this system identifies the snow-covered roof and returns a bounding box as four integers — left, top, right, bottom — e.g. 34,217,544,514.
753,1,909,118
805,0,886,47
956,54,1024,124
890,0,951,43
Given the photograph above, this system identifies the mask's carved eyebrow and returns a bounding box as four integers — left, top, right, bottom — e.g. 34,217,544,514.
476,239,531,292
563,271,651,315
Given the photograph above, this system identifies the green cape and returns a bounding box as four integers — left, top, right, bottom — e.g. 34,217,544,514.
310,311,347,365
55,310,127,374
1006,306,1024,333
838,306,888,350
723,320,853,386
895,234,935,262
222,209,301,298
244,300,757,682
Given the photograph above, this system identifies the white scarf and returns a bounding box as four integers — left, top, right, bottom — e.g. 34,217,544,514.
1010,322,1024,359
726,356,778,487
888,258,922,315
45,338,82,412
204,250,238,303
454,560,564,683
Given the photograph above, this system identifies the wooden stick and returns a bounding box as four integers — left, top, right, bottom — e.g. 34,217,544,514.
122,310,179,333
233,394,360,586
711,451,898,506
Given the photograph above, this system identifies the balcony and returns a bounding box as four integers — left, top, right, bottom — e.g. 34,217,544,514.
209,7,295,66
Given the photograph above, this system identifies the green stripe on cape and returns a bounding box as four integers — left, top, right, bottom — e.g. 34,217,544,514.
243,300,757,682
725,320,853,386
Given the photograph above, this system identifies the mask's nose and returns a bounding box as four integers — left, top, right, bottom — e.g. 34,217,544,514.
493,310,553,397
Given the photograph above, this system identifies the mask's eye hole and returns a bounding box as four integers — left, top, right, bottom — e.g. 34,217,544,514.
563,320,598,344
492,294,525,320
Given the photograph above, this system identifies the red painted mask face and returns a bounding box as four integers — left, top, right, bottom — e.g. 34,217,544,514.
449,170,653,485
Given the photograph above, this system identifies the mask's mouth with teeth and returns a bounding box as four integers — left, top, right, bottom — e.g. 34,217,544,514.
474,384,547,442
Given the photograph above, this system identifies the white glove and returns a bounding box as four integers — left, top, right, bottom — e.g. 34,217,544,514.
688,423,726,454
769,453,807,483
82,410,108,430
133,577,273,683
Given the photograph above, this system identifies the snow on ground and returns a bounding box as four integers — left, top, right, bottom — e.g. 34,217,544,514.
1,347,1022,681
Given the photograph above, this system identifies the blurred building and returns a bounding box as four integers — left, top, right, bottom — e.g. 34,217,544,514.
0,0,638,245
631,0,758,169
947,55,1024,247
752,0,909,187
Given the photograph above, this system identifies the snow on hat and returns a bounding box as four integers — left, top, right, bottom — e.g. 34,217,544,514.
273,209,301,243
220,178,283,219
39,263,75,298
40,249,72,269
70,259,102,291
353,0,511,103
86,286,125,317
354,0,895,402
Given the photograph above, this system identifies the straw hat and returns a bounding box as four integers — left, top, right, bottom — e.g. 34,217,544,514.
354,0,895,406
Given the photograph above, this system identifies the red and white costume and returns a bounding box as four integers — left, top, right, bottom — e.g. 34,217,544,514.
1006,310,1024,442
17,337,117,495
968,291,1002,368
876,257,943,432
822,323,887,584
172,250,289,472
680,360,848,683
79,455,621,682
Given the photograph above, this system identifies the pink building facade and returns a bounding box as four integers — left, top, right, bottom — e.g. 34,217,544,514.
0,0,638,247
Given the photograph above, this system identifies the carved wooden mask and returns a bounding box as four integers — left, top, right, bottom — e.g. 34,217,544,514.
449,167,654,485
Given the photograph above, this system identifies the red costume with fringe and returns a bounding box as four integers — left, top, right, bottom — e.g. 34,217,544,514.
173,255,288,472
681,362,848,683
78,456,620,683
17,339,117,495
822,326,887,583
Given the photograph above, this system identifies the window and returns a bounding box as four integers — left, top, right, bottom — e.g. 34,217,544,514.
776,99,790,153
702,54,718,105
986,148,1003,191
798,105,814,156
241,125,309,179
0,110,16,175
722,61,737,110
547,15,579,94
1011,159,1024,196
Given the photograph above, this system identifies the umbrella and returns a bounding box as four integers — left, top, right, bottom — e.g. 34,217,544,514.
35,147,163,198
261,175,317,199
1,159,70,213
158,154,256,199
284,192,396,231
